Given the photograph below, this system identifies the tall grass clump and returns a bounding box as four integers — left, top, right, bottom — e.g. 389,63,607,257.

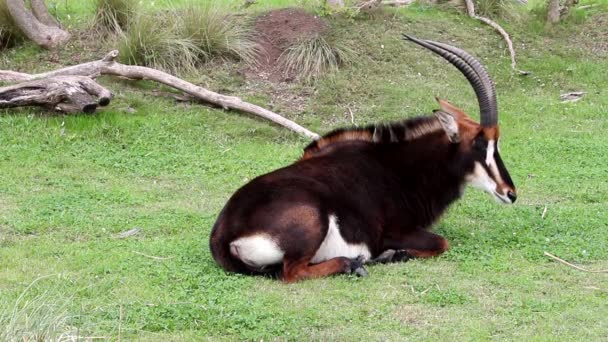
118,3,258,73
179,2,259,64
474,0,526,20
0,0,23,49
0,276,77,341
279,34,353,82
93,0,138,34
118,11,202,73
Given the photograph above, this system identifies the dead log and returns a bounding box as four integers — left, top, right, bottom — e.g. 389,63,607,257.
463,0,529,75
0,76,112,113
0,51,319,139
5,0,70,49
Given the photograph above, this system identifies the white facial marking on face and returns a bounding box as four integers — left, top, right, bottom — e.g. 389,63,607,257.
486,139,495,167
485,139,506,188
467,162,497,194
230,234,284,268
311,215,371,264
467,162,512,204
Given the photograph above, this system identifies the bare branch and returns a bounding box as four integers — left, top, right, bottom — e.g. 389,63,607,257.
544,251,608,273
463,0,529,75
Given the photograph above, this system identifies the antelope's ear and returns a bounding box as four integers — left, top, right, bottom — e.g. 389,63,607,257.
436,98,467,120
435,110,460,143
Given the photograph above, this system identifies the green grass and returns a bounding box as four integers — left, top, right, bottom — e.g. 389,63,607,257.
1,0,608,339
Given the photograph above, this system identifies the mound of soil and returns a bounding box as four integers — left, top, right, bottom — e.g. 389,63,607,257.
250,8,328,82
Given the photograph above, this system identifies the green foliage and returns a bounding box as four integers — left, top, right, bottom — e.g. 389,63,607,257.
279,34,354,82
93,0,138,34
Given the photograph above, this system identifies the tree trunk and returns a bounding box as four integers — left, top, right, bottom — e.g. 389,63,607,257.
547,0,561,24
30,0,62,28
6,0,70,49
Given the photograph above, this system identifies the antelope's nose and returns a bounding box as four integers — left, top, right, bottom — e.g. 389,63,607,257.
507,190,517,203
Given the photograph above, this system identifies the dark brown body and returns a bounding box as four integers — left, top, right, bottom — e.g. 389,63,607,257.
210,118,472,282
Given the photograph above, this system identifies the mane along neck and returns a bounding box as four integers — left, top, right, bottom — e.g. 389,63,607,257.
302,115,443,159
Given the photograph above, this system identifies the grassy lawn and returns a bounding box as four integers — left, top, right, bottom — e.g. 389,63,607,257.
1,0,607,340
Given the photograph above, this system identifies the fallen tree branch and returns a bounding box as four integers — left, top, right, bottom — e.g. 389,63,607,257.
463,0,529,75
544,251,608,273
356,0,413,11
382,0,415,6
0,51,319,139
0,75,112,113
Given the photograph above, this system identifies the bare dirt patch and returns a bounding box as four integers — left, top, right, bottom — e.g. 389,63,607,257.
249,8,328,82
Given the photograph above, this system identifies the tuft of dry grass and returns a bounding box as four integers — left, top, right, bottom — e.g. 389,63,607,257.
118,11,202,73
178,2,259,64
117,3,258,73
475,0,525,20
279,34,353,82
0,275,78,341
93,0,138,35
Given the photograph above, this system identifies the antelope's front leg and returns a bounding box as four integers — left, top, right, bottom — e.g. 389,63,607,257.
382,229,449,258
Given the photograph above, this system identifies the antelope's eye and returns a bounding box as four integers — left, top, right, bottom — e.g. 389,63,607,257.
473,137,487,151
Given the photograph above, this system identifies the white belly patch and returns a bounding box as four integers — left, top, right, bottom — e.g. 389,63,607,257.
230,234,284,268
311,215,371,264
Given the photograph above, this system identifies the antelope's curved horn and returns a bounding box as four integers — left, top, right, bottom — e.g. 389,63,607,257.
403,34,498,127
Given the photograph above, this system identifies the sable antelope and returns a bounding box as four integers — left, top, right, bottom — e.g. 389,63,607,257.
209,35,517,282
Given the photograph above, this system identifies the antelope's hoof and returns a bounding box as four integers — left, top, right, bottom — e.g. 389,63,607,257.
354,266,368,277
350,255,368,277
393,249,412,262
